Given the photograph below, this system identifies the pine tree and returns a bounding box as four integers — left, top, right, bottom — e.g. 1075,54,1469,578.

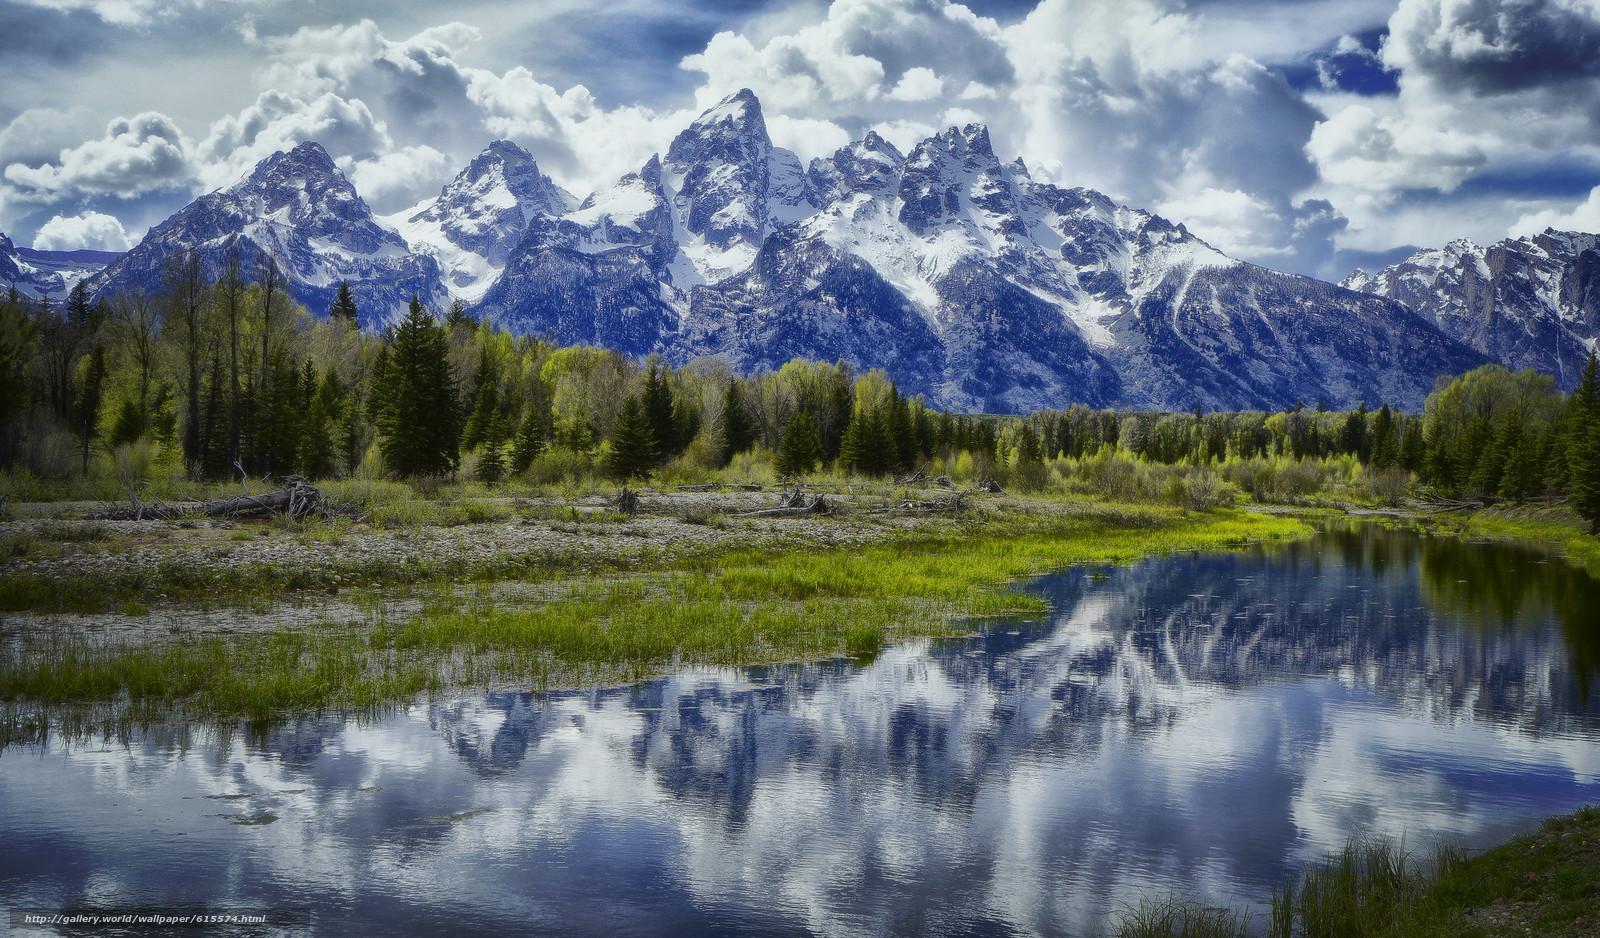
1370,404,1396,469
837,412,866,476
329,281,359,324
1570,352,1600,533
775,410,822,477
476,413,509,484
512,397,551,473
641,364,678,462
377,296,459,477
1495,411,1540,501
605,395,657,480
461,347,500,452
299,371,343,479
716,379,753,466
73,345,107,474
445,299,474,329
890,392,916,473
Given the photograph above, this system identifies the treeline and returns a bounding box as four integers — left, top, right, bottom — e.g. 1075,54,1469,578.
3,251,1598,531
0,251,1001,487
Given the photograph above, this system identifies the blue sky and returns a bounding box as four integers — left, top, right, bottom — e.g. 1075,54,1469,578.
1,0,1597,280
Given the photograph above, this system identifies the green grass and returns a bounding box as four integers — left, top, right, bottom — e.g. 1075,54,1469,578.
1114,807,1600,937
0,509,1309,738
1452,506,1600,577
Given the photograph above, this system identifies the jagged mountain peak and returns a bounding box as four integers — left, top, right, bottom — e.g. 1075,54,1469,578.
668,89,772,166
90,140,445,326
384,138,573,302
245,140,342,188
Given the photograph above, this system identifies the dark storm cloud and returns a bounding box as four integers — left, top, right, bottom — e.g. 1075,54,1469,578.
0,4,110,66
1390,0,1600,93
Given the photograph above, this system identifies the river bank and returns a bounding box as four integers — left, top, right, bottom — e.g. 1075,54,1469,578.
0,487,1312,743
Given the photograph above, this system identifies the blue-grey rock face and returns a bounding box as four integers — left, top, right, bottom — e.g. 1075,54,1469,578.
1343,231,1600,387
89,141,447,327
676,231,947,398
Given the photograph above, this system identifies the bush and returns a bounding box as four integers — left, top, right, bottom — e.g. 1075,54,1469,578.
522,445,594,488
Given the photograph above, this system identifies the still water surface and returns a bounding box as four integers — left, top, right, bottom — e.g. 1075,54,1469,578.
3,524,1599,935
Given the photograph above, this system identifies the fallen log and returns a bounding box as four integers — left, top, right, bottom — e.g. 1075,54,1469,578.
95,476,335,521
674,483,720,492
737,494,833,518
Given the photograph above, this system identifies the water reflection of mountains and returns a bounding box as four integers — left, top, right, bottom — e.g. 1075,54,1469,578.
408,523,1600,792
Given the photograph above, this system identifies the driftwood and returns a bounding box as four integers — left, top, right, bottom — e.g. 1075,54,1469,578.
894,490,968,513
674,483,720,492
976,477,1004,494
96,476,334,521
675,482,763,492
737,493,833,518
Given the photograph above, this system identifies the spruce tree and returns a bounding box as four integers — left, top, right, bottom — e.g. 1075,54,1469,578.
837,412,867,476
716,379,754,466
513,397,551,473
605,395,657,480
299,371,343,479
445,300,474,329
1570,352,1600,532
775,410,822,477
73,345,107,474
1370,404,1396,469
1495,412,1540,501
461,347,500,452
476,413,509,484
641,364,678,462
377,296,459,477
329,281,359,324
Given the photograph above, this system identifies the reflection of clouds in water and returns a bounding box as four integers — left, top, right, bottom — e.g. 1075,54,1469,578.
3,527,1600,935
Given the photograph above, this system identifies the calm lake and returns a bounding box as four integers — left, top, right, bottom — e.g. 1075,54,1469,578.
3,523,1599,936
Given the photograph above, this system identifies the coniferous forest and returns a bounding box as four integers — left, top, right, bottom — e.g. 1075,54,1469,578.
4,250,1600,531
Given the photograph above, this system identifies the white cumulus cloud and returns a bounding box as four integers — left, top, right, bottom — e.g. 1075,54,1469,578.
32,211,135,251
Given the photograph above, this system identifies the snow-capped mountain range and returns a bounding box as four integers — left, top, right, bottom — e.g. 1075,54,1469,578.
1343,231,1600,388
0,234,114,300
9,88,1596,410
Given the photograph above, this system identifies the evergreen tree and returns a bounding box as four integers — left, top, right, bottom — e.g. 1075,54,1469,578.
1495,411,1541,501
329,281,359,323
775,410,822,477
1370,404,1396,468
1340,404,1369,461
461,347,500,452
837,412,865,475
605,395,657,480
377,296,459,477
73,345,107,473
716,379,754,466
890,392,917,473
299,371,343,479
1570,352,1600,532
445,299,474,329
641,364,678,462
512,396,551,473
476,413,510,484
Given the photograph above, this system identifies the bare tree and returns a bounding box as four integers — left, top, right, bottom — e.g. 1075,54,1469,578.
113,289,160,413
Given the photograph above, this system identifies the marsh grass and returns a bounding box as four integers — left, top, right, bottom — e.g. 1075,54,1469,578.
1118,813,1600,938
0,510,1309,739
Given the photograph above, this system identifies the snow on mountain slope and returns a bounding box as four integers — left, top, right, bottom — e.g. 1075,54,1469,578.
89,141,446,327
384,140,571,304
82,89,1502,411
2,234,119,299
1343,230,1600,386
